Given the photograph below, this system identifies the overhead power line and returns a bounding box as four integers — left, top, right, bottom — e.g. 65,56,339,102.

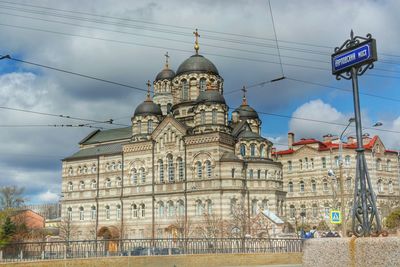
0,124,102,128
1,0,400,60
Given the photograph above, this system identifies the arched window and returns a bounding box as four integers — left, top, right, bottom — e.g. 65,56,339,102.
196,161,202,179
167,103,172,114
376,159,382,170
200,110,206,124
240,144,246,157
377,179,383,193
117,161,122,170
116,204,121,220
199,78,206,91
206,199,213,214
323,179,328,192
312,204,318,217
140,203,145,217
334,156,340,167
257,170,261,179
177,200,184,216
212,109,217,124
301,204,306,218
167,155,174,182
288,182,293,193
77,166,82,174
105,178,111,188
67,207,72,221
346,177,352,190
137,121,141,134
105,205,110,220
177,158,184,181
262,199,268,210
389,180,394,193
158,201,164,218
91,179,97,189
311,180,316,192
182,79,189,100
132,204,138,218
68,182,73,191
111,162,116,170
387,160,391,171
249,169,254,179
265,170,268,179
321,157,326,168
79,181,85,190
131,168,137,185
79,207,84,221
140,167,146,183
195,200,203,216
159,160,164,183
68,167,73,175
116,177,122,187
250,144,256,157
324,203,330,219
251,199,258,216
288,161,292,172
148,120,153,134
345,155,351,166
167,201,175,217
91,164,97,173
289,205,295,218
299,159,303,170
231,168,235,178
205,160,212,178
300,181,305,192
260,145,265,158
91,206,96,220
230,198,237,214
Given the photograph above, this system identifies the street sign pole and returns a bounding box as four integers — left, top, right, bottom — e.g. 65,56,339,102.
332,30,381,237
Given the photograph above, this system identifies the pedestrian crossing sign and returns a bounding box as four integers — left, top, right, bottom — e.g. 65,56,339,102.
330,210,342,224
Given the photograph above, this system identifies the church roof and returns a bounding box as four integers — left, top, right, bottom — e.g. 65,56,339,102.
155,68,175,81
64,143,124,160
234,104,259,119
220,151,241,162
176,54,219,76
79,127,131,145
196,89,226,105
134,99,163,117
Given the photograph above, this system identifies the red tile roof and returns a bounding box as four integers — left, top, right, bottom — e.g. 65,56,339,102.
275,135,381,155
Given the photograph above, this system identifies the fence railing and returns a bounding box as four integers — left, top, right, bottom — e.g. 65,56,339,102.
0,238,303,262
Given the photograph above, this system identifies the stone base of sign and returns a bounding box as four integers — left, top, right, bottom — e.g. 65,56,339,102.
303,237,400,267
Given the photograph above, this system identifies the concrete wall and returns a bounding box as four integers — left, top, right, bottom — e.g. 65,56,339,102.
0,253,302,267
303,237,400,267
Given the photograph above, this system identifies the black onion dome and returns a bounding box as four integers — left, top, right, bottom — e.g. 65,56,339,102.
134,100,162,117
234,104,259,119
155,68,176,81
176,54,219,75
196,90,226,105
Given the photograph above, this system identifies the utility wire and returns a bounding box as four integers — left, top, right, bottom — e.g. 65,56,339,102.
267,0,284,77
3,22,400,81
1,0,400,60
0,104,129,127
0,124,102,128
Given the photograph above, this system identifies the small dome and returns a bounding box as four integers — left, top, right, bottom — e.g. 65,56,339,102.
176,54,219,76
234,104,259,119
155,68,175,81
196,90,226,105
134,100,162,117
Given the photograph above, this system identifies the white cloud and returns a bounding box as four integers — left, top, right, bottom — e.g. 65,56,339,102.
37,190,59,203
289,99,349,139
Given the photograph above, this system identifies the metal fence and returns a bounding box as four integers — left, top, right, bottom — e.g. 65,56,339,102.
0,238,303,262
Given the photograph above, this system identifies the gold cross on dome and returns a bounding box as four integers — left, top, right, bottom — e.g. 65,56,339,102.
164,52,170,68
146,80,151,99
193,28,200,54
241,86,248,105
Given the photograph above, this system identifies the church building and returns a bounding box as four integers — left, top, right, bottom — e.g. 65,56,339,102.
61,32,285,239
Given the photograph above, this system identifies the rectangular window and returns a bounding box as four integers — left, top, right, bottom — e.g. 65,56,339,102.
322,157,326,169
231,168,235,178
288,161,292,172
249,169,253,179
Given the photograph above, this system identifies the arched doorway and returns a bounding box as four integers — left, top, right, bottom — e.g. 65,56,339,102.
97,226,120,255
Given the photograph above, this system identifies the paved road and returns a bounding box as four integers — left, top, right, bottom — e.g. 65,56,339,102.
223,265,302,267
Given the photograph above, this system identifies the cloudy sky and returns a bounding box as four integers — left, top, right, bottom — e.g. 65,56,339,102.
0,0,399,203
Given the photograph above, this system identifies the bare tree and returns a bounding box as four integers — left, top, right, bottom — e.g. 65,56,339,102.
0,186,26,209
171,215,194,238
195,213,226,238
59,216,77,242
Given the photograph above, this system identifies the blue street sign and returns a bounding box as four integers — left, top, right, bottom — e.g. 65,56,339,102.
331,39,377,75
330,210,342,224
